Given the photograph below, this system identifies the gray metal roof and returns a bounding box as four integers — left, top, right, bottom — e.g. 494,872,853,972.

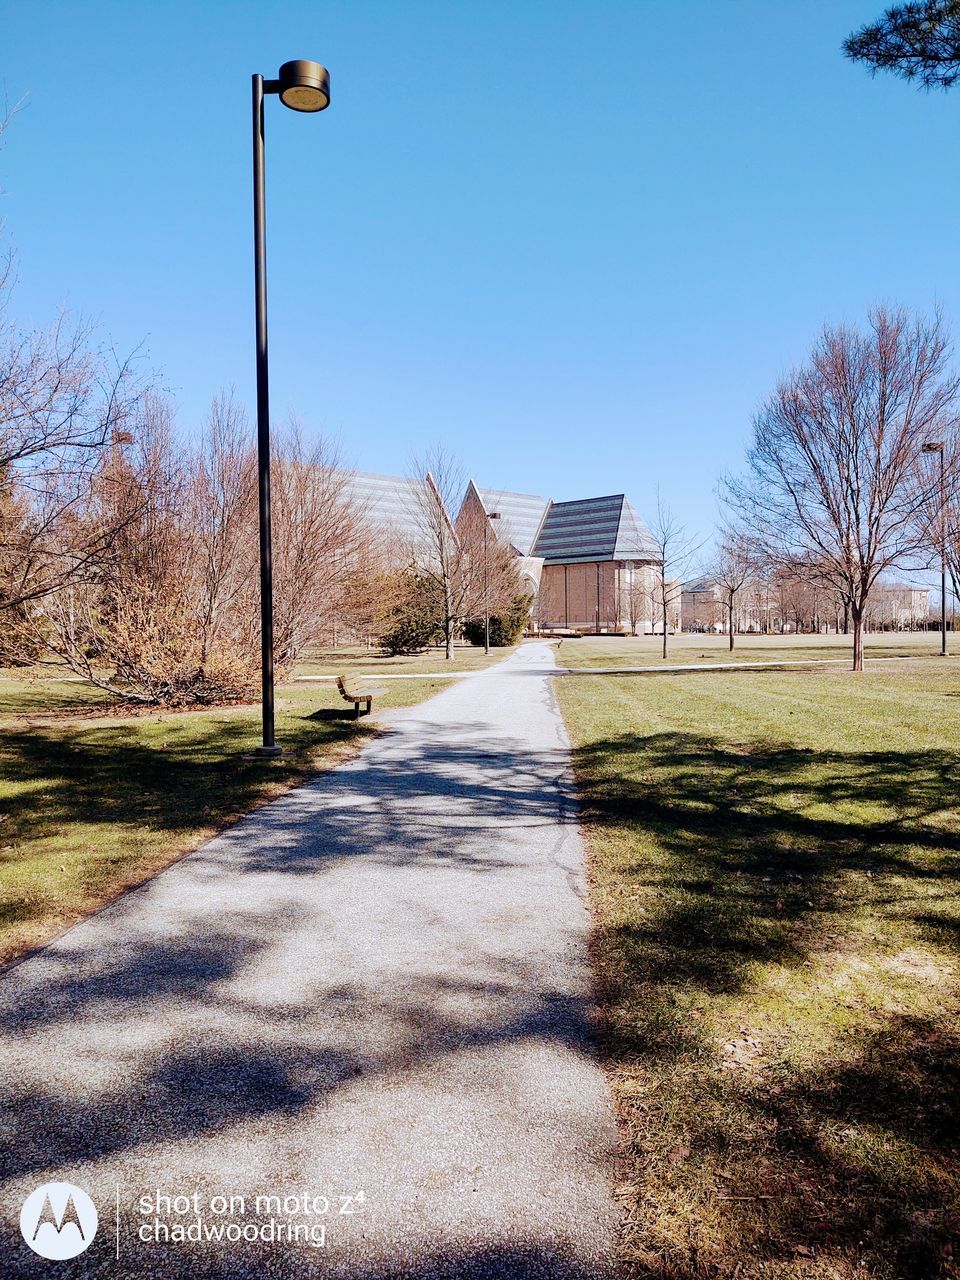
532,494,657,565
614,496,659,560
474,486,548,557
339,470,428,545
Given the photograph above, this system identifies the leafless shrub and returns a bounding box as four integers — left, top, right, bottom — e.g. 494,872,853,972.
36,397,366,704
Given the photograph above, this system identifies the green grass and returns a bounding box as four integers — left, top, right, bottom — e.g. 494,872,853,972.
556,655,960,1279
295,641,517,677
555,629,947,669
0,671,112,716
0,673,449,966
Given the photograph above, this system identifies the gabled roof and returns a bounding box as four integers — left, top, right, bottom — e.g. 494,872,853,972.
339,470,431,545
472,484,548,557
531,494,658,565
614,496,658,560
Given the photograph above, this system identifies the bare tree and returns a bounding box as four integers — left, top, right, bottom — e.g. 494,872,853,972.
845,2,960,89
771,561,829,635
648,493,701,659
38,396,366,703
187,393,258,674
712,531,755,650
409,445,484,660
620,563,651,636
725,306,959,670
0,294,145,617
39,395,203,703
270,423,368,674
943,463,960,608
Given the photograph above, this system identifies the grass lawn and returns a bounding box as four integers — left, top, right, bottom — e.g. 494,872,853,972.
0,670,451,967
556,647,960,1279
555,629,948,669
295,640,517,678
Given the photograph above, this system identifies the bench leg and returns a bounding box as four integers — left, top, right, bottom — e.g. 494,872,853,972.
354,702,360,719
365,698,372,716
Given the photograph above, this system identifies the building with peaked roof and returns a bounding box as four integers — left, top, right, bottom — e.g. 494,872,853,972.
462,486,664,634
458,481,549,600
339,468,665,636
339,469,430,547
472,486,548,557
530,494,661,633
532,494,657,565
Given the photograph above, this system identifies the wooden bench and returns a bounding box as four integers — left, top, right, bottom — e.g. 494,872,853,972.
336,675,386,718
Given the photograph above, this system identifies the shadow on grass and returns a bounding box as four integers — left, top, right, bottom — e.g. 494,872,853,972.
0,707,376,939
573,730,960,1277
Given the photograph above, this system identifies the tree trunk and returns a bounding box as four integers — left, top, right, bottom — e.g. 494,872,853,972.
444,586,454,660
843,600,850,634
662,597,668,659
728,595,735,651
851,602,864,671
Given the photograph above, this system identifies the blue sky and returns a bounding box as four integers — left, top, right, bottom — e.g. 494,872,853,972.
3,1,959,549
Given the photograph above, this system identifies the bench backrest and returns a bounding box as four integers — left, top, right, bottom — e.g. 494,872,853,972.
337,674,370,701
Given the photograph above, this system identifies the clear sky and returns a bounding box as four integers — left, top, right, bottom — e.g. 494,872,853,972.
2,0,959,550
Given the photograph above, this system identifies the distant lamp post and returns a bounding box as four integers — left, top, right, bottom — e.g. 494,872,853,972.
251,60,330,756
922,440,948,656
484,513,501,654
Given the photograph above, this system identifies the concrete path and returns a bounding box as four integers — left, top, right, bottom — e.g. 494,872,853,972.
0,643,622,1279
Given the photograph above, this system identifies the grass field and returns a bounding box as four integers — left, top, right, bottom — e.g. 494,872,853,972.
0,667,459,967
554,628,948,669
296,641,515,677
556,641,960,1279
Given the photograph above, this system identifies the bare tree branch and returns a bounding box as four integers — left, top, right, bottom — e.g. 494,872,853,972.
724,305,959,668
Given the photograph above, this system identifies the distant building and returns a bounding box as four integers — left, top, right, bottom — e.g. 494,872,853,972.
681,577,769,633
681,578,725,633
681,574,932,634
457,481,549,600
340,469,666,634
528,494,663,634
866,582,930,630
339,469,434,551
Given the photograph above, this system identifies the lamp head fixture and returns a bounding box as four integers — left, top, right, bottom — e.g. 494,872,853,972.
270,60,330,112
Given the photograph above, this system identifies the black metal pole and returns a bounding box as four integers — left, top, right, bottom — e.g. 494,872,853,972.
941,450,948,657
483,522,490,655
252,74,280,755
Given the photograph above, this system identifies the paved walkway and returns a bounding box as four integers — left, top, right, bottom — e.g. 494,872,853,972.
553,654,913,675
0,643,622,1279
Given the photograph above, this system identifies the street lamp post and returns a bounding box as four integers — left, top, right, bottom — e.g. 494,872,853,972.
251,60,330,756
922,440,947,657
483,513,501,655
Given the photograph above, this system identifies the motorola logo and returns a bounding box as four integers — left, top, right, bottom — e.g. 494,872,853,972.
20,1182,98,1260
